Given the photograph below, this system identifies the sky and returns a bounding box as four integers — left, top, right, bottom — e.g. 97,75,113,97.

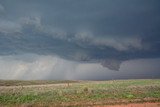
0,0,160,80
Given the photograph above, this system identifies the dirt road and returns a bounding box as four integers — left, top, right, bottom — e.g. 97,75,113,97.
96,102,160,107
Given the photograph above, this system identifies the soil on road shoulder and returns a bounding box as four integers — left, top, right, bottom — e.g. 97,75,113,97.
96,102,160,107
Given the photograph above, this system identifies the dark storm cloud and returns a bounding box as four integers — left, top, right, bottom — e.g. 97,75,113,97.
0,0,160,70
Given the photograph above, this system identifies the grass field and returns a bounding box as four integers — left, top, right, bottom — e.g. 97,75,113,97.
0,79,160,107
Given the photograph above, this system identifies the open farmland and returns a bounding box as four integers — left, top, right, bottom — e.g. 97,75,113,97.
0,79,160,107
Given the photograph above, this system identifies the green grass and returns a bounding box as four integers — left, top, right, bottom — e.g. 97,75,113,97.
0,79,160,106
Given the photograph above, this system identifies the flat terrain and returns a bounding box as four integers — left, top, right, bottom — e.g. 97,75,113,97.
0,79,160,107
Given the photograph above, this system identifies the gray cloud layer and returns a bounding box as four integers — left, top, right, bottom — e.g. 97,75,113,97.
0,0,160,71
0,54,160,80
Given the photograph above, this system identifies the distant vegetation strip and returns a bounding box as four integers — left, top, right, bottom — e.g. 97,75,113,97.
0,80,78,86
